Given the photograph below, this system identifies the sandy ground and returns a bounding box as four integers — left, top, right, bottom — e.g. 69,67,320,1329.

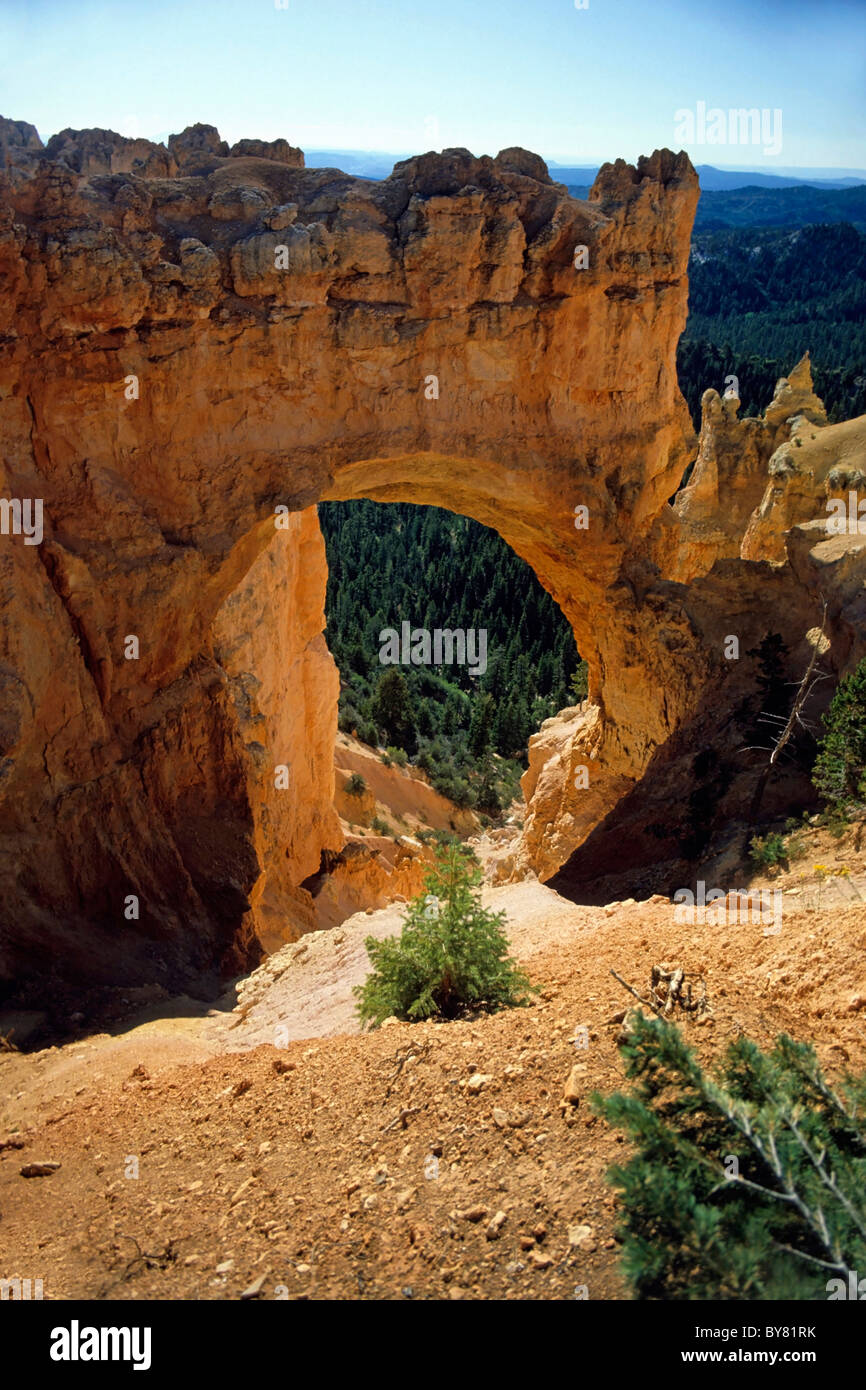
1,827,865,1301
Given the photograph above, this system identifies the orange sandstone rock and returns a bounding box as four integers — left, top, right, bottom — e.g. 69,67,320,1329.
1,123,863,1003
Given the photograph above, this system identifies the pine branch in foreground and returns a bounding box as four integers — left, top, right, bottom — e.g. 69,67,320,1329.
591,1012,866,1300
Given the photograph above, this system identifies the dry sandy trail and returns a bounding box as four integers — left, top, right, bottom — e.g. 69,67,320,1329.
1,851,865,1301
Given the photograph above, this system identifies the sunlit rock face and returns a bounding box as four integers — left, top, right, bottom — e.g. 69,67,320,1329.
530,358,866,893
2,120,861,999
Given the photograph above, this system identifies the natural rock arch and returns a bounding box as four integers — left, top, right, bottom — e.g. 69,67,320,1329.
2,124,859,1004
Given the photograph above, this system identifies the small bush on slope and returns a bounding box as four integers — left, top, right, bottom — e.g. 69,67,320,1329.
591,1012,866,1299
354,846,534,1026
813,656,866,813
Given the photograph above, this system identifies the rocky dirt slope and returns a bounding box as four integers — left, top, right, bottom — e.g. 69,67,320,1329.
2,825,864,1301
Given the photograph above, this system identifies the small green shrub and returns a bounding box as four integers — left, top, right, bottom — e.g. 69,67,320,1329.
749,831,788,869
784,831,807,861
345,772,367,797
338,706,361,734
813,657,866,811
569,658,589,702
354,846,534,1026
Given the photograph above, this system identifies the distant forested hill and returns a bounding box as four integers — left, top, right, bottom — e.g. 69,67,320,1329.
693,184,866,232
678,221,866,423
319,500,581,810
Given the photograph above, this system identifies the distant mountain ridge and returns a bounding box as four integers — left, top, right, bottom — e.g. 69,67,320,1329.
551,163,865,191
692,183,866,231
304,149,866,192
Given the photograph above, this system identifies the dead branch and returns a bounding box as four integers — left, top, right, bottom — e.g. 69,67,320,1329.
609,969,663,1016
383,1041,431,1096
380,1106,422,1133
611,965,711,1022
749,601,828,822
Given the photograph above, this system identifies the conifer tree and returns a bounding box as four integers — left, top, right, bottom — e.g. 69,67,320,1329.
354,846,533,1025
813,656,866,810
592,1012,866,1300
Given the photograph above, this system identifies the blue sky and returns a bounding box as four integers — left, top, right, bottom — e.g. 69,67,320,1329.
2,0,864,169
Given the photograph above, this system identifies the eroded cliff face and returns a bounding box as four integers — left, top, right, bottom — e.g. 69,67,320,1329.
526,358,866,893
1,118,863,1004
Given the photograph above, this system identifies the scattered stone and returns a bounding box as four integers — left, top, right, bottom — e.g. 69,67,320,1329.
562,1066,584,1105
492,1108,509,1128
567,1224,595,1249
20,1161,60,1177
466,1073,492,1095
230,1176,255,1205
240,1273,267,1300
485,1210,507,1240
455,1204,489,1223
528,1249,553,1269
215,1259,234,1273
231,1079,252,1098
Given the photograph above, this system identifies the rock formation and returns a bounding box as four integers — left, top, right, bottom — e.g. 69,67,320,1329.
1,119,864,1008
533,360,866,896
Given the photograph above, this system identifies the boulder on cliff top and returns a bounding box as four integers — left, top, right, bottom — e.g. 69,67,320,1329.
228,137,304,168
168,123,230,163
493,147,551,183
